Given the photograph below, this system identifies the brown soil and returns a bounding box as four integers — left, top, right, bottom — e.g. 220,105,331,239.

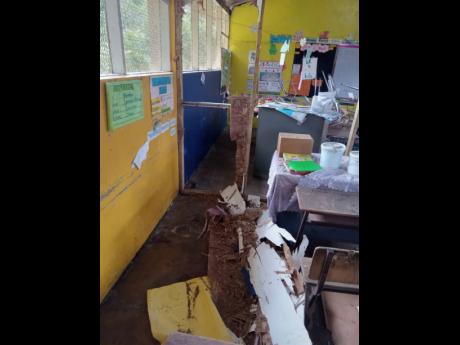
207,207,264,341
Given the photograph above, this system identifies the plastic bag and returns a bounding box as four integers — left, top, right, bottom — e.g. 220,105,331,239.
299,168,359,193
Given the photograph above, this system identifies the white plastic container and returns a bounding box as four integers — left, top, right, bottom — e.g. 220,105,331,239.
348,150,359,176
320,142,346,169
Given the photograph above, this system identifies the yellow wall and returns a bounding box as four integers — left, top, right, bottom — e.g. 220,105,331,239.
100,2,179,302
229,0,359,95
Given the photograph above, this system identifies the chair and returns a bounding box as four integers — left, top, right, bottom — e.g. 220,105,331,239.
303,246,359,345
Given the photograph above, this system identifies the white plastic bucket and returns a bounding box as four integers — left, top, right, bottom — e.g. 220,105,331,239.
348,151,359,176
320,142,346,169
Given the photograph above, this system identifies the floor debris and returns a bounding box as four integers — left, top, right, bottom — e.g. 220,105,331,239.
164,332,240,345
247,194,261,208
236,227,244,254
220,184,246,216
247,243,312,345
146,276,243,344
207,208,259,341
206,186,311,345
255,210,296,246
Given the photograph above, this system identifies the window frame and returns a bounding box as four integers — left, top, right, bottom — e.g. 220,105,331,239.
101,0,171,77
181,0,229,72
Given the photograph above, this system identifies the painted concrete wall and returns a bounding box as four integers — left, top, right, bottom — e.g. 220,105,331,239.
100,1,180,303
183,71,227,182
100,75,179,302
229,0,359,95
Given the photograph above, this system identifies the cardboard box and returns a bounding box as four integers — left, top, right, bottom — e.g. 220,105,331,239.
277,132,314,157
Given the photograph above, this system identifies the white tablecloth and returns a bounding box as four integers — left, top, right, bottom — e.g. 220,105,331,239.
266,151,359,222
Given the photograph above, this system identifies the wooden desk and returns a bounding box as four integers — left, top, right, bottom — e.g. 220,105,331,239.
295,187,359,243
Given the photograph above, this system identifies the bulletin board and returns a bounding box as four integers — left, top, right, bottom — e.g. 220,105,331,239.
105,80,144,131
247,60,282,94
150,74,174,128
289,44,337,97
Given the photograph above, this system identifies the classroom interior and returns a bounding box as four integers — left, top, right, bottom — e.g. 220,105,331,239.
100,1,359,345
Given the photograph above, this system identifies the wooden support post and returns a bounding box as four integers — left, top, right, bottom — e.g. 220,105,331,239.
242,0,265,193
174,0,185,193
345,100,359,155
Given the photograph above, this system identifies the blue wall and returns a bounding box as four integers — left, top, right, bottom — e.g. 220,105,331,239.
183,71,227,182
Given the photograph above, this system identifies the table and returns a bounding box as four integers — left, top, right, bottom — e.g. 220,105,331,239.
266,151,357,222
295,186,359,243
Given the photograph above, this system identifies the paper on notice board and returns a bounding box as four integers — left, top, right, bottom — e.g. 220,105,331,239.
301,56,317,80
169,126,176,136
132,140,150,169
150,75,174,118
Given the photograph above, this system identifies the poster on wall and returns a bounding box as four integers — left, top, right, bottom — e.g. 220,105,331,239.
150,74,174,127
105,80,144,131
247,61,282,93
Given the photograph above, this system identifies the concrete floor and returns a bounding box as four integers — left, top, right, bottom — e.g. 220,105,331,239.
100,194,217,345
101,128,268,345
185,127,268,197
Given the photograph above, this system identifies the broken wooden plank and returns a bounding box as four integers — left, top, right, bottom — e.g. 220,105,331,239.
243,0,266,192
292,235,309,271
236,227,243,254
247,242,312,345
174,0,185,192
283,244,304,295
255,211,295,247
345,100,359,156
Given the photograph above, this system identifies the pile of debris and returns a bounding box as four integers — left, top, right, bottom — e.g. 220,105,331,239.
205,184,312,345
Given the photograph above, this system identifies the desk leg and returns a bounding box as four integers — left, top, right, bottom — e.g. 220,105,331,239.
296,211,309,245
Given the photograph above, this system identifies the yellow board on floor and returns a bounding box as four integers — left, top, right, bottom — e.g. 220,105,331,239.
147,276,241,345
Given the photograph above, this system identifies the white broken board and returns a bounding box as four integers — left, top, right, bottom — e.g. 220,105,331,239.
256,221,296,247
220,184,246,216
247,194,261,208
292,235,309,271
247,242,312,345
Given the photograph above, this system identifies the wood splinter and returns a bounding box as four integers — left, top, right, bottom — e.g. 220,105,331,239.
283,244,305,295
236,227,244,254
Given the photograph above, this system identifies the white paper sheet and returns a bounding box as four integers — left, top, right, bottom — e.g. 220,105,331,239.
132,140,150,169
301,57,317,80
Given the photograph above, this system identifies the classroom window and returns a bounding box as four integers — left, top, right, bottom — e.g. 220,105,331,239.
221,7,229,50
100,0,112,74
182,1,192,71
100,0,170,76
182,0,229,71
